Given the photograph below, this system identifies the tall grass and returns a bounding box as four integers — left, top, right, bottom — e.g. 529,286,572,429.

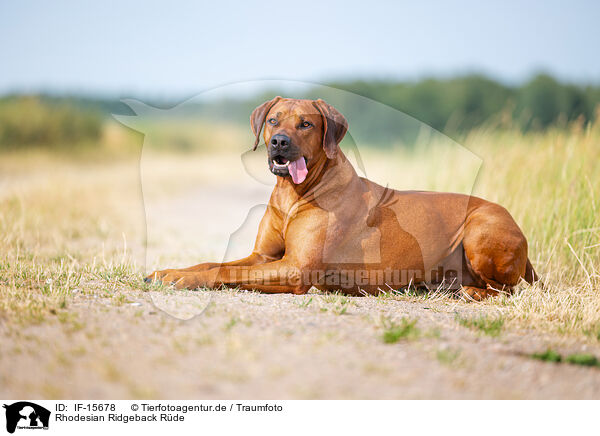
465,121,599,286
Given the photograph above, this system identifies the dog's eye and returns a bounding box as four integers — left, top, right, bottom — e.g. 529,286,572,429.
300,121,312,129
267,118,278,125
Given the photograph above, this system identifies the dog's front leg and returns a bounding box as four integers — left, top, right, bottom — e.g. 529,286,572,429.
145,253,276,282
156,259,312,294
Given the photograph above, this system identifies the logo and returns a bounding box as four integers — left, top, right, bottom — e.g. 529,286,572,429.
3,402,50,434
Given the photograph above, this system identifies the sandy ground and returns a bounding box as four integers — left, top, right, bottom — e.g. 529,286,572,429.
2,167,600,400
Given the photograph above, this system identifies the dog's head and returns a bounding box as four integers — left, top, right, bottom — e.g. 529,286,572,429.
250,97,348,184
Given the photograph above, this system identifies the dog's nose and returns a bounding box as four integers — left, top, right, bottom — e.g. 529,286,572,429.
270,134,290,149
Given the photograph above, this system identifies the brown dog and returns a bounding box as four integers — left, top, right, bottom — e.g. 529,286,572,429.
146,97,538,300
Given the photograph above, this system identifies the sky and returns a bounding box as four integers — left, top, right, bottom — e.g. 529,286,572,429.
1,0,599,99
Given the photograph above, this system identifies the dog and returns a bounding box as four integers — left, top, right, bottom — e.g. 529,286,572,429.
146,97,538,300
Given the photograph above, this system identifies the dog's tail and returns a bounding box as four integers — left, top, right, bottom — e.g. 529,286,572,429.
524,258,542,287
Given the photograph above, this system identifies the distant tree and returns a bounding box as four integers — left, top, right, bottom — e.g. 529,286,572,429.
515,74,590,129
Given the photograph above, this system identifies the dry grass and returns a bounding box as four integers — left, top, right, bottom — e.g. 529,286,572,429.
1,118,599,340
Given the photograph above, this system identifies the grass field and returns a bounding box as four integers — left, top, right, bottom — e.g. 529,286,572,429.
1,118,599,398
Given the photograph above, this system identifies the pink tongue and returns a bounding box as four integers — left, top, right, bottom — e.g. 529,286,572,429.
288,157,308,184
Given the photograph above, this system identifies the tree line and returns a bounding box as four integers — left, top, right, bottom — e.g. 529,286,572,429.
1,73,599,149
327,73,600,133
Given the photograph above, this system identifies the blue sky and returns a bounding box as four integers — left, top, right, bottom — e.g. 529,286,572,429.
1,0,599,98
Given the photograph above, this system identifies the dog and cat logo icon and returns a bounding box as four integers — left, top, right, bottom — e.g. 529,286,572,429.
3,402,50,433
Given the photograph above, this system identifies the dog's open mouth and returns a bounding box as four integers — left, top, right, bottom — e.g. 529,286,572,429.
272,156,290,168
270,156,308,184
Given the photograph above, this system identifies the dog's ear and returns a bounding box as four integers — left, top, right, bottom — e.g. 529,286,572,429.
312,99,348,159
250,96,282,150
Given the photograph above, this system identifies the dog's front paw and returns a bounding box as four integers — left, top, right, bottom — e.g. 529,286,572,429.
146,270,203,290
145,269,177,283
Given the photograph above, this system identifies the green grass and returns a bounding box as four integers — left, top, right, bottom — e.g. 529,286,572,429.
294,297,313,309
436,348,462,366
531,349,600,368
381,317,420,343
531,349,562,363
456,314,504,337
318,292,353,315
565,354,600,367
332,301,349,315
224,316,239,331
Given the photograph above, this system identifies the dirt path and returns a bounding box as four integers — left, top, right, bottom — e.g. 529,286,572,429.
3,288,600,399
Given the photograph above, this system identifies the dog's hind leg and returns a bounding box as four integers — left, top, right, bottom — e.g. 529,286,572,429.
460,286,502,301
461,203,530,300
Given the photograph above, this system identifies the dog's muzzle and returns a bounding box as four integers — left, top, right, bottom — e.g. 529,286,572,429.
267,134,308,184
